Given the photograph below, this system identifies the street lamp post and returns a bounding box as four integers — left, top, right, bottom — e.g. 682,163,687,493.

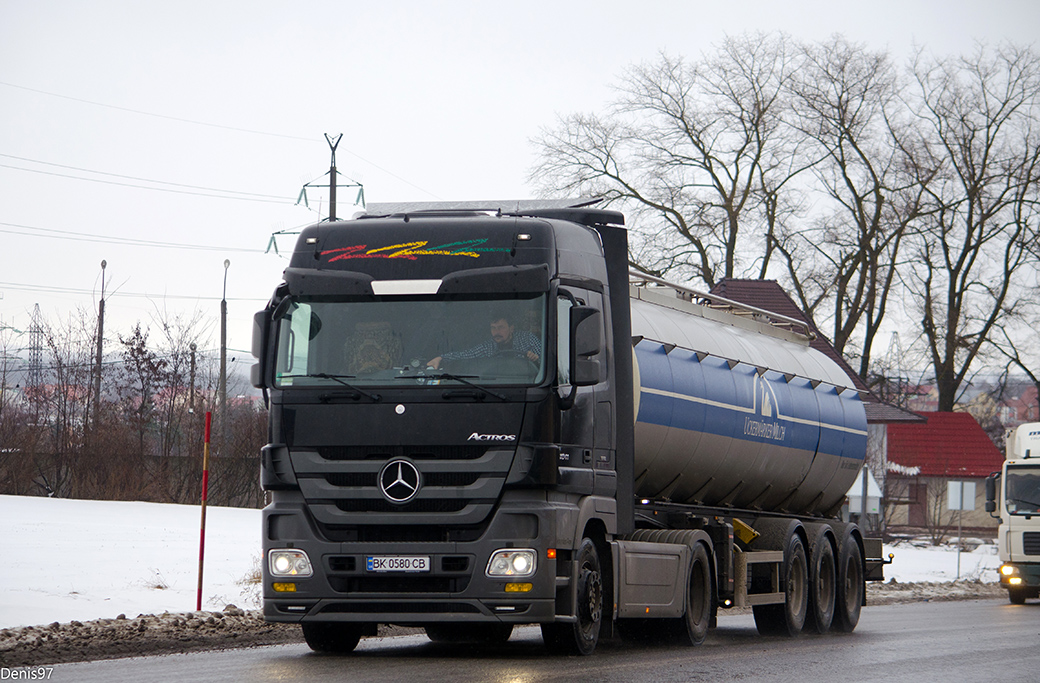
220,259,230,455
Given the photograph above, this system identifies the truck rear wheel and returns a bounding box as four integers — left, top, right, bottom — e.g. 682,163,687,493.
301,622,364,654
806,526,836,634
753,532,808,637
834,532,864,633
541,537,603,656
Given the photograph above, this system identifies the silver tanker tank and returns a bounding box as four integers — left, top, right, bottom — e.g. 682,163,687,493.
629,282,867,517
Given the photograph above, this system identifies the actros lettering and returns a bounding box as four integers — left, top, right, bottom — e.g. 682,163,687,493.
467,433,517,442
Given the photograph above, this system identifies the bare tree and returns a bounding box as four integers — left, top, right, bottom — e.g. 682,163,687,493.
531,33,808,288
902,43,1040,411
783,37,925,376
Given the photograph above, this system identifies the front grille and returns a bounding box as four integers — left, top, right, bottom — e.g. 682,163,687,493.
328,576,470,593
335,499,470,514
1024,532,1040,555
318,445,487,461
292,447,514,530
319,524,486,543
323,472,479,489
319,602,480,614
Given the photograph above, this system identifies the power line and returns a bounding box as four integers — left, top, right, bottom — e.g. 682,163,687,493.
0,80,315,142
0,80,442,199
0,163,294,204
0,280,267,302
0,220,266,253
0,153,293,200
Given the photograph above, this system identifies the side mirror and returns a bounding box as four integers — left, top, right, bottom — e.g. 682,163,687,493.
985,472,999,516
570,306,603,387
251,309,271,389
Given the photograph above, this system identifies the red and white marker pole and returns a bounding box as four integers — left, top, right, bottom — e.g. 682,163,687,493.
196,411,212,611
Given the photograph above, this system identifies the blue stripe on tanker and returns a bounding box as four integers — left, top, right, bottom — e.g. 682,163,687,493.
634,342,866,461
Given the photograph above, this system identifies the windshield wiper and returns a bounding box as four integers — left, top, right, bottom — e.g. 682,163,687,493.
395,372,508,402
1008,496,1040,511
280,373,381,402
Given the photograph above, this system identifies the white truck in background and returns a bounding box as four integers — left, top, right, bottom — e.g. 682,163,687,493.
987,422,1040,604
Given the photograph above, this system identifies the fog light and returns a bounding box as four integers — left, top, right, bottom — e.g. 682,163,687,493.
486,549,537,578
504,583,533,593
269,549,313,578
1009,577,1024,585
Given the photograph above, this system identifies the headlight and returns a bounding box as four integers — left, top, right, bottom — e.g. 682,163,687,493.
269,549,313,577
486,549,537,578
1000,564,1017,577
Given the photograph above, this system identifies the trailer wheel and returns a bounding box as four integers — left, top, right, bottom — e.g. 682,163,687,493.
541,537,603,656
834,533,864,633
753,532,808,637
806,527,836,634
425,623,514,644
301,622,363,654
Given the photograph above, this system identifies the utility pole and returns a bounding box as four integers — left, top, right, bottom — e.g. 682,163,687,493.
325,133,342,221
27,304,43,422
189,342,197,415
93,260,106,429
219,259,230,456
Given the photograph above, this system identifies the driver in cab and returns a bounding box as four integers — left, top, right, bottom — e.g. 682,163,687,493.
427,313,541,369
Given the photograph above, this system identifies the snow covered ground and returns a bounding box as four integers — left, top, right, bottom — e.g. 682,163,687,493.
1,495,262,629
0,494,1004,629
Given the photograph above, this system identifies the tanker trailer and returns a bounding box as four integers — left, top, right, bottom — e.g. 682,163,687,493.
251,203,884,656
621,274,871,638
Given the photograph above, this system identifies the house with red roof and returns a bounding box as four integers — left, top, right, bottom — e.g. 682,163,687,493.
886,411,1005,534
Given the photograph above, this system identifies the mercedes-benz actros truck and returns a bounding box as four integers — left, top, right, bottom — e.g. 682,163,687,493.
251,201,885,655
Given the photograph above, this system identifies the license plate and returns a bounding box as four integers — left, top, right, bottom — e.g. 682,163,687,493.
366,555,430,572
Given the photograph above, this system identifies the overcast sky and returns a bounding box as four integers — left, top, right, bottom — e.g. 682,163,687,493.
2,0,1038,364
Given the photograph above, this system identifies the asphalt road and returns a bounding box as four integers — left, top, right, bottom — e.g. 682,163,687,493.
44,599,1040,683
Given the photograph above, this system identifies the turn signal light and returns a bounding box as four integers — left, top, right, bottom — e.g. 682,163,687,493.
272,582,297,592
504,583,533,593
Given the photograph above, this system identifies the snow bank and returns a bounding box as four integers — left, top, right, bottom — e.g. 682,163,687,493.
1,495,261,628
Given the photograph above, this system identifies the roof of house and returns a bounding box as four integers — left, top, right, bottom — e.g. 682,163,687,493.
709,278,924,424
887,411,1004,478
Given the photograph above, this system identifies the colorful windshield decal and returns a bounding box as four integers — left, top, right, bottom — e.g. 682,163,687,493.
323,239,509,262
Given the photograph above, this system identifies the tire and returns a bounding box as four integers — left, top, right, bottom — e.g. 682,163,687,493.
753,532,808,637
678,542,713,645
425,623,514,644
1008,587,1028,605
541,537,603,656
301,622,364,654
834,532,864,633
806,527,837,634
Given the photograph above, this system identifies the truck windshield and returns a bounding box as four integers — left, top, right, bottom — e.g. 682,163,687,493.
1006,465,1040,515
273,293,547,387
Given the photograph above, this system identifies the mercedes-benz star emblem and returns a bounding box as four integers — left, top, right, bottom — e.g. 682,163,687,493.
378,459,421,504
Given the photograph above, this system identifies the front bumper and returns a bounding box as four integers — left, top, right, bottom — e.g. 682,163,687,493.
999,562,1040,589
262,496,569,624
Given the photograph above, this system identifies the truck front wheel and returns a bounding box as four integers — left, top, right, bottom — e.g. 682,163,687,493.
1008,587,1030,605
301,622,364,654
541,537,603,656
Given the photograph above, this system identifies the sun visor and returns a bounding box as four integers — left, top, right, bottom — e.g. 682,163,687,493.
438,264,550,295
283,267,375,296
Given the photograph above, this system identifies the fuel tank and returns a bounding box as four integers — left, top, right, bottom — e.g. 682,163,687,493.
629,285,866,516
